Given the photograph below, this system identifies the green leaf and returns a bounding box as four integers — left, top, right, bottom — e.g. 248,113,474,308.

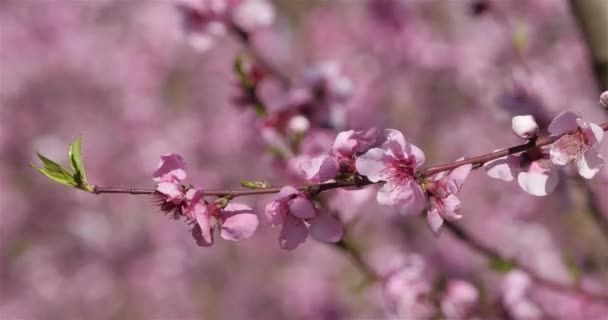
488,257,515,273
37,153,74,178
31,138,94,192
69,136,90,190
29,160,76,187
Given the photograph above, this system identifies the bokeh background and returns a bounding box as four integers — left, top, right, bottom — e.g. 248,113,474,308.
1,0,608,319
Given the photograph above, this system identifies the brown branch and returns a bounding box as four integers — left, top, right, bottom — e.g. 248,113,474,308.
92,122,608,198
444,221,608,304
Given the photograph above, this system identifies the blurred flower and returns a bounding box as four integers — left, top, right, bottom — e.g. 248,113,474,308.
381,253,434,319
186,189,259,247
501,270,542,319
548,111,604,179
512,115,539,139
264,186,343,250
356,129,426,215
440,280,479,319
175,0,274,51
299,154,340,183
424,163,472,233
485,148,558,196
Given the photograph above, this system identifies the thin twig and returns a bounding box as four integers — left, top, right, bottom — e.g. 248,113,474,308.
92,122,608,198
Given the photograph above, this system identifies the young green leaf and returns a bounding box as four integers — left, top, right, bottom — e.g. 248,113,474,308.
69,136,90,190
29,154,76,187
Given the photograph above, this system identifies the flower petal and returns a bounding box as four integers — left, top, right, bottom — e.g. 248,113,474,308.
438,194,463,221
191,224,213,247
153,153,187,183
445,164,472,194
585,122,604,148
356,148,390,182
331,130,357,158
484,155,518,181
426,208,444,234
309,212,343,243
288,197,317,219
220,203,259,241
279,215,309,250
277,185,300,200
299,154,340,183
264,200,286,226
156,182,183,202
377,181,426,216
548,111,578,136
577,150,604,179
517,165,558,196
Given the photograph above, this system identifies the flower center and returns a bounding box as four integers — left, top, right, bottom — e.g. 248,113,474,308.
386,157,416,184
554,129,588,162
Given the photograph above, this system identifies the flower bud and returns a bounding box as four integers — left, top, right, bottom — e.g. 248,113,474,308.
511,115,538,139
600,91,608,110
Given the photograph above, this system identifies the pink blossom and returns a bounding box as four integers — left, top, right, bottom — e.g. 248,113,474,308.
299,128,379,183
440,280,479,319
425,163,472,233
264,186,343,250
355,129,426,215
548,111,604,179
152,154,188,203
485,149,558,197
185,189,259,247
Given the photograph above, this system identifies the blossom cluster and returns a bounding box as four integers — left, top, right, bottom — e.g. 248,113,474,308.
152,112,605,248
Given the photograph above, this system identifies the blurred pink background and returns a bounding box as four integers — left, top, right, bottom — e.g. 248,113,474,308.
1,0,607,319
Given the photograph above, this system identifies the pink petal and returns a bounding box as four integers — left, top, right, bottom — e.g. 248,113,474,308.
279,215,309,250
299,155,340,183
153,153,187,183
383,129,407,150
377,181,426,216
156,182,183,202
191,224,213,247
437,194,463,220
577,150,604,179
548,111,578,136
277,185,300,200
445,164,472,194
517,166,558,196
355,148,390,182
484,155,518,181
220,203,259,241
331,130,357,158
288,197,316,219
426,208,444,234
407,143,426,168
580,121,604,148
264,200,286,226
194,206,214,245
309,212,343,243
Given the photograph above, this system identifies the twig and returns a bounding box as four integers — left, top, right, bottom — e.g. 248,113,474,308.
92,122,608,197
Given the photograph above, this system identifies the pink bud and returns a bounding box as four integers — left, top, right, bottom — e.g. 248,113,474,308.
600,91,608,110
511,115,538,139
